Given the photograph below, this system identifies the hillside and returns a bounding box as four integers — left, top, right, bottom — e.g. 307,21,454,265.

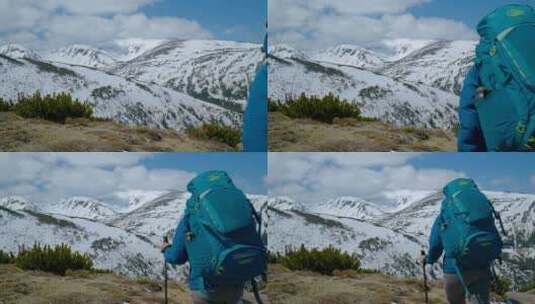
264,264,533,304
264,191,535,288
0,264,189,304
0,39,263,142
0,193,268,281
269,112,456,152
1,263,533,304
0,112,235,152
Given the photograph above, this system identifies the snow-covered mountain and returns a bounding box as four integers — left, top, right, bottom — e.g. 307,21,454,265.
311,45,385,70
0,44,41,60
0,191,268,281
113,38,170,61
310,197,386,220
270,39,477,129
376,39,436,62
111,190,170,213
46,197,118,221
110,39,264,109
0,51,238,131
0,38,263,132
0,196,37,211
267,191,535,288
45,45,118,68
381,40,476,95
0,205,167,279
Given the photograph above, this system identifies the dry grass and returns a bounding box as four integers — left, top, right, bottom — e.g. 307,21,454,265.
262,264,532,304
0,112,235,152
269,112,456,152
0,264,189,304
1,264,532,304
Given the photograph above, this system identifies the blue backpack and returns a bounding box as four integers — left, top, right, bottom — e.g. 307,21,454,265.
474,4,535,151
184,171,267,289
439,179,505,276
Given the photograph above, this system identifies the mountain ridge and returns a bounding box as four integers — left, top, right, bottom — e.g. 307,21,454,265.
270,39,477,129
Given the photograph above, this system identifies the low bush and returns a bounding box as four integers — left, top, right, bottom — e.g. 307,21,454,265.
519,281,535,292
270,93,362,124
0,98,13,112
271,245,361,276
0,250,15,264
188,121,241,148
490,275,511,297
11,91,93,123
15,243,93,275
402,126,431,141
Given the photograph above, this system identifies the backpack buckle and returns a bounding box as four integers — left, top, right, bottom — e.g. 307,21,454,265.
525,136,535,150
476,87,489,100
489,46,497,56
516,122,526,134
186,232,194,241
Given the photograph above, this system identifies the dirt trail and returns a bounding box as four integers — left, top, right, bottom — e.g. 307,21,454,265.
269,112,456,152
0,112,235,152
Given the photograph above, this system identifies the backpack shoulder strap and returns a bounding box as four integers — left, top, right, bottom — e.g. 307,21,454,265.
248,200,263,236
486,200,507,236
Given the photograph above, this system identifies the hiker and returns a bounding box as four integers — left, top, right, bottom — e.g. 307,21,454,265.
458,4,535,152
161,171,267,304
242,25,268,152
424,178,505,304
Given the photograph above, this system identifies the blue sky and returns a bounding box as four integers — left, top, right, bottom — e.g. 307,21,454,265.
411,153,535,193
411,0,535,29
143,153,267,194
0,153,267,204
270,0,535,49
0,1,266,49
142,0,266,42
268,153,535,203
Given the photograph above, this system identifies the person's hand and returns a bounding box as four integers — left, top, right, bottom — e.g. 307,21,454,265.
420,250,428,265
160,241,170,253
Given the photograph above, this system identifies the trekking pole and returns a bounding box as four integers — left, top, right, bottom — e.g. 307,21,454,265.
163,235,169,304
421,250,429,304
252,278,264,304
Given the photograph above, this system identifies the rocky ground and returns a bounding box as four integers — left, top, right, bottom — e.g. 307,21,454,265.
269,112,456,152
0,112,236,152
2,264,531,304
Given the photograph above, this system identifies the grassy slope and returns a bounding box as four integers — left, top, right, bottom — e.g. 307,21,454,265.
269,112,456,152
264,264,534,304
0,264,263,304
1,264,532,304
0,112,236,152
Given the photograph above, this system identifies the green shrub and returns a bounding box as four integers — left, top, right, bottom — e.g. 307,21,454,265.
272,245,361,275
0,98,13,112
519,281,535,292
270,93,362,124
15,243,93,275
25,58,77,77
12,91,93,123
490,275,511,297
188,121,241,148
0,250,15,264
402,126,431,141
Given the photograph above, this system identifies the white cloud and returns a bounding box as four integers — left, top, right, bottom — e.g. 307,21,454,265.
269,0,476,49
267,153,465,204
0,0,213,49
0,153,195,203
